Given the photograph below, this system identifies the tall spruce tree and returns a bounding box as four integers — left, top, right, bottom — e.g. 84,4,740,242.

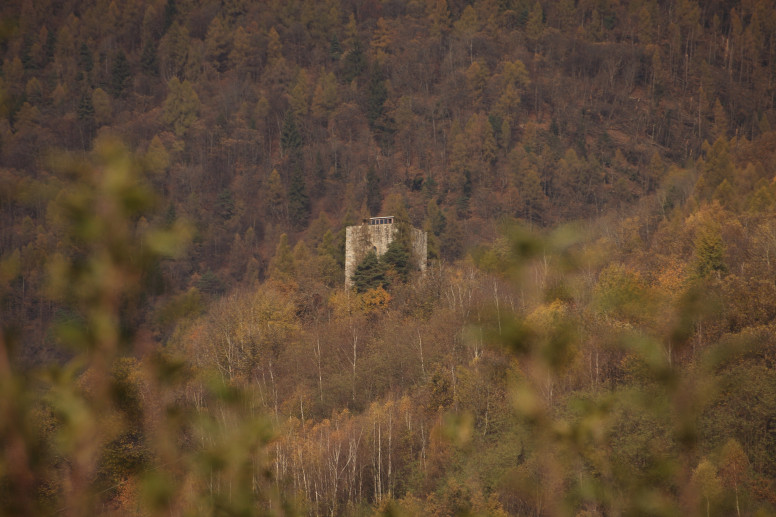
141,44,158,76
366,166,381,215
288,166,310,230
440,212,464,260
163,0,177,31
280,110,302,161
78,92,95,122
77,92,95,140
342,38,365,82
352,250,385,292
111,51,131,98
269,233,295,283
312,152,326,197
79,42,93,72
387,211,416,281
329,35,342,61
366,65,387,129
381,238,410,282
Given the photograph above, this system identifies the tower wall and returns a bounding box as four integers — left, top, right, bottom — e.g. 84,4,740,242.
345,219,427,287
410,227,427,274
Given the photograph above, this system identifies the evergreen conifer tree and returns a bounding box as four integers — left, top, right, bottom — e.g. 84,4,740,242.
366,65,387,129
79,42,93,72
342,38,365,82
216,189,235,220
280,110,302,160
111,51,131,97
196,269,225,295
265,169,286,223
163,0,177,31
366,166,381,215
287,166,310,230
78,92,95,122
44,29,56,65
426,199,447,237
329,35,342,60
269,233,295,283
77,92,95,140
381,238,410,282
141,44,158,76
352,250,385,292
440,213,464,260
312,152,326,196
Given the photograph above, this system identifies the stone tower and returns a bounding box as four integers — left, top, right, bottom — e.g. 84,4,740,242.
345,216,427,287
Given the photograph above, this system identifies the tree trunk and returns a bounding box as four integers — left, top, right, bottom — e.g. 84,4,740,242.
351,326,358,402
316,335,323,403
735,483,740,517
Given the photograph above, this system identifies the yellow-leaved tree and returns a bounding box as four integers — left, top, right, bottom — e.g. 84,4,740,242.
0,137,295,516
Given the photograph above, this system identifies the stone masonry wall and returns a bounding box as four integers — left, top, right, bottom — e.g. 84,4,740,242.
410,227,427,274
345,221,427,287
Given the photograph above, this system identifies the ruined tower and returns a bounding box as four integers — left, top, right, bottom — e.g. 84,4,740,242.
345,216,427,287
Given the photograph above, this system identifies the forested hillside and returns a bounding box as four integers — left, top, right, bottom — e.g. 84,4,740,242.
1,0,776,515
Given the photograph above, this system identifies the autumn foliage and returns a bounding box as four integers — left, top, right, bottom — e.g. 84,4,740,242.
1,0,776,515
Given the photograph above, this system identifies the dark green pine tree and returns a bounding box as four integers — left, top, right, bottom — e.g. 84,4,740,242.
163,0,178,31
319,229,345,268
78,92,95,139
78,92,95,121
387,208,416,281
341,38,365,82
440,212,464,261
79,42,93,73
141,44,158,76
366,166,381,215
366,65,387,129
20,39,34,70
287,166,310,230
77,92,96,147
352,250,386,292
269,233,295,282
426,199,447,237
280,110,302,162
216,189,235,220
44,29,56,65
164,204,177,227
312,152,326,197
329,35,342,61
111,51,131,97
196,269,225,295
381,238,410,282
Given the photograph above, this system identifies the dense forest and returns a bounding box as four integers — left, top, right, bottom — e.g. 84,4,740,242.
1,0,776,515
